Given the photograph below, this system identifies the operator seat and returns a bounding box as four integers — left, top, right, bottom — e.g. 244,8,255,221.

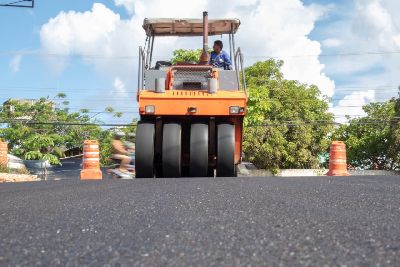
155,61,172,70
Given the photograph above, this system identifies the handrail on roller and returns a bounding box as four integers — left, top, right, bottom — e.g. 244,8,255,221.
234,47,247,97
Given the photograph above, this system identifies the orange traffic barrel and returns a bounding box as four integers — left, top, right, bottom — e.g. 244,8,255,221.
80,140,102,180
326,141,350,176
0,141,8,167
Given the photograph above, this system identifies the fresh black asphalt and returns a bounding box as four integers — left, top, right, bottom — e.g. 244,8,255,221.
0,176,399,266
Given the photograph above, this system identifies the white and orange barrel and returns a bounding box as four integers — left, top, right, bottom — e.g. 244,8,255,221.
80,140,102,180
0,141,8,167
326,141,350,176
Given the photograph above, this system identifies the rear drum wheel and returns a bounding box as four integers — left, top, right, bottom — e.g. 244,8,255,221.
190,123,209,177
135,122,155,178
217,124,235,177
162,123,182,177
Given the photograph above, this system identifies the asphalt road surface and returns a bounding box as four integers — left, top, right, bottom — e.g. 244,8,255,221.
1,176,399,266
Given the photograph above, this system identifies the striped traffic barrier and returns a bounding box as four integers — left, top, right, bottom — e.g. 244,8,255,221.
0,141,8,168
326,141,350,176
80,140,102,180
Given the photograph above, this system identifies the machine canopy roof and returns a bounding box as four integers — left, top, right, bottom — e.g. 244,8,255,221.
143,18,240,37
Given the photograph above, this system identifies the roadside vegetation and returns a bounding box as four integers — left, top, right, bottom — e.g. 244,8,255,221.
0,165,30,175
332,97,400,170
0,94,132,165
243,60,334,173
242,60,399,172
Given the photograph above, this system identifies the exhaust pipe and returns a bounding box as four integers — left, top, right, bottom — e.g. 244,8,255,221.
200,11,209,64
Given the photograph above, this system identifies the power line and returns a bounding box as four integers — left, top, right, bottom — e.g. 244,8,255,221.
61,112,370,117
247,122,396,127
1,119,398,127
0,93,397,100
0,98,396,106
0,85,397,92
332,85,398,89
2,50,400,59
0,121,135,127
0,105,386,112
0,0,33,7
247,51,400,59
53,96,395,101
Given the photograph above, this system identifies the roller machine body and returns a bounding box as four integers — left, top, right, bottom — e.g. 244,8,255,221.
136,12,247,178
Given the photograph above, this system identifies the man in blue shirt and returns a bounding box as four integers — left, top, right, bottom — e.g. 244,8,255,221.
209,40,232,70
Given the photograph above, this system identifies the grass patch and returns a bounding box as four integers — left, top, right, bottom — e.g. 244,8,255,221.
0,165,30,175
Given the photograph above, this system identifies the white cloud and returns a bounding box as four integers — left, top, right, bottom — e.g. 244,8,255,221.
40,3,132,75
41,4,120,54
321,0,400,121
40,0,336,120
41,0,335,93
112,77,127,96
322,38,343,48
225,0,335,97
9,54,22,72
330,90,375,123
353,0,399,49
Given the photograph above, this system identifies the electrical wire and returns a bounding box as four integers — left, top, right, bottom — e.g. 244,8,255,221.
0,0,33,7
1,119,398,127
0,85,397,93
2,50,400,59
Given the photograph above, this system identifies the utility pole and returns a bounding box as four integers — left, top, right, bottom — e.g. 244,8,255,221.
0,0,34,8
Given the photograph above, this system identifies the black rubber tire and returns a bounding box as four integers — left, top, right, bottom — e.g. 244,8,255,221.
162,123,182,177
135,122,155,178
190,123,209,177
217,123,235,177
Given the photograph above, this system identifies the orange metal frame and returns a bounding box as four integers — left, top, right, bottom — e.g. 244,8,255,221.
138,66,247,164
138,90,246,116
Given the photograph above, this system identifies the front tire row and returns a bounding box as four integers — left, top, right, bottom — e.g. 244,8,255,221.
135,122,236,178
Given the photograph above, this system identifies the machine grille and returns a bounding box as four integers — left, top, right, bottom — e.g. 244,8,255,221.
172,67,212,90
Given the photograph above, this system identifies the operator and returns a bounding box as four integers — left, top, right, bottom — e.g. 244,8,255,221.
209,40,233,70
111,132,131,173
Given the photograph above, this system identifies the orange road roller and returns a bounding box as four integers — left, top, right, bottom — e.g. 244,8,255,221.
135,12,247,178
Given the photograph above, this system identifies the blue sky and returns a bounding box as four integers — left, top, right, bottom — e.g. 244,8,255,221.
1,0,399,123
0,0,134,122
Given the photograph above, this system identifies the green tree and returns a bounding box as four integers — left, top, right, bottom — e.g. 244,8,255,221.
333,99,398,170
243,60,334,172
171,49,203,64
0,95,118,165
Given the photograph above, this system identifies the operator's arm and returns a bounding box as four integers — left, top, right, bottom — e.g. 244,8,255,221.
208,52,215,66
112,140,128,155
223,51,233,70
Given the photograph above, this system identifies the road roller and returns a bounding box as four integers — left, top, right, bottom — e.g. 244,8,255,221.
135,11,247,178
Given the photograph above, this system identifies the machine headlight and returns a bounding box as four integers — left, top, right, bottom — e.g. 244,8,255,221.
145,105,155,114
229,106,240,114
188,107,197,113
